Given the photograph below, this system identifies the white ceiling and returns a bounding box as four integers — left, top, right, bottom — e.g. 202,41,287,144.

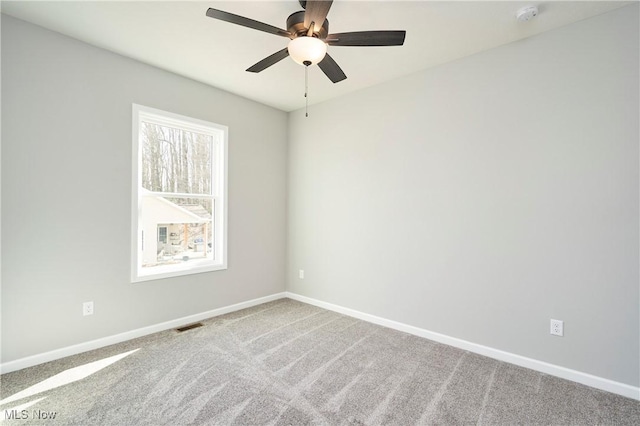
1,1,633,111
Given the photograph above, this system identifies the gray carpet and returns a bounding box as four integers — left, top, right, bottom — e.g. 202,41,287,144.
1,298,638,425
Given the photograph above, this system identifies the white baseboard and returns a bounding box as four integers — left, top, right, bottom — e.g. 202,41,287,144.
285,292,640,401
3,291,638,401
0,292,287,375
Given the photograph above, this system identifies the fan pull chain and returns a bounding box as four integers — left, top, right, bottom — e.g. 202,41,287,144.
304,63,309,118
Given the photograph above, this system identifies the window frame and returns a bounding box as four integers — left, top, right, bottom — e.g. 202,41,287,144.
131,104,228,283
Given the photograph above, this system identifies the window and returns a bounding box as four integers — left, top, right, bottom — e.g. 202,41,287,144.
132,104,227,282
158,226,168,244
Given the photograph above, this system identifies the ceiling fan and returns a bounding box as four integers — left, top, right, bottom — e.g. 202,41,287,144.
206,0,406,83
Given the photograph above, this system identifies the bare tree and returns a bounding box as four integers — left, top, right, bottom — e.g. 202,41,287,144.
141,122,212,210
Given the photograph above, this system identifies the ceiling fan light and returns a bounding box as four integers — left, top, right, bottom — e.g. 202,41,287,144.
287,36,327,66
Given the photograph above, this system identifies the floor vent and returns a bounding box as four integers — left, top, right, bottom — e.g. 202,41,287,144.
176,322,204,332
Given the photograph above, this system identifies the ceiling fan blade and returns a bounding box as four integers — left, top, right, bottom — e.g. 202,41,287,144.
326,31,406,46
304,0,333,33
318,53,346,83
206,8,292,38
246,48,290,73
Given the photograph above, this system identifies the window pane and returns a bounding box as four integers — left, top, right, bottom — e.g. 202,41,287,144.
140,196,214,271
141,122,212,195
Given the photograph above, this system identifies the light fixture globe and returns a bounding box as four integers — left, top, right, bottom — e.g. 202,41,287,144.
287,36,327,66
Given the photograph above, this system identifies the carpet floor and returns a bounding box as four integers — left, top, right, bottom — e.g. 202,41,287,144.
1,298,638,425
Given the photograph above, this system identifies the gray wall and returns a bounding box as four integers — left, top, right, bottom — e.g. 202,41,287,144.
1,15,288,363
287,5,639,386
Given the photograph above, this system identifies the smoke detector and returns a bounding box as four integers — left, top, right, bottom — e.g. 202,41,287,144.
516,6,539,22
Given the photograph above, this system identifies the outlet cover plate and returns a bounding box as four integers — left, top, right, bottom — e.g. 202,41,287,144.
83,301,94,316
550,319,563,336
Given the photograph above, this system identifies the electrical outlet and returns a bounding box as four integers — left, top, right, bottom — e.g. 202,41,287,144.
83,301,94,316
299,269,304,279
550,319,563,336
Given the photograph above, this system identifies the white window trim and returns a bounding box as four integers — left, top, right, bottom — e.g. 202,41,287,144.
131,104,228,283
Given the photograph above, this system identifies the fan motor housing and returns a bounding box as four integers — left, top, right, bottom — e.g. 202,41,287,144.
287,10,329,38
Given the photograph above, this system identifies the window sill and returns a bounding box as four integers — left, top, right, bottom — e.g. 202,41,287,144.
132,262,227,283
